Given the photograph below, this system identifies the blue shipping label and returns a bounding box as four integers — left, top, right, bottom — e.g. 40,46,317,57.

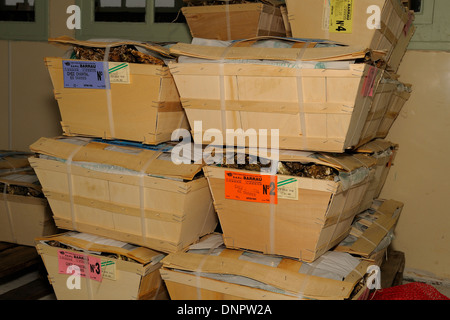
63,60,110,89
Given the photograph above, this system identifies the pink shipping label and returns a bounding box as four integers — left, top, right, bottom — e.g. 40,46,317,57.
361,66,378,97
58,250,102,282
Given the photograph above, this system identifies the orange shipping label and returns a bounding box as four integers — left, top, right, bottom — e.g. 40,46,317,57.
225,171,277,204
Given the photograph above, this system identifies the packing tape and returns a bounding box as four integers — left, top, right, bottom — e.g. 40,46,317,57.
2,183,17,244
103,45,116,139
66,144,85,231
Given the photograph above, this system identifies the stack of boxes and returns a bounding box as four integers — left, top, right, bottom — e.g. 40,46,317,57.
28,0,414,300
29,38,218,300
159,0,413,300
0,151,57,246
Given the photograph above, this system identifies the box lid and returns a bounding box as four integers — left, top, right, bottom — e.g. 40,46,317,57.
29,137,203,181
218,147,377,173
48,36,173,59
169,37,386,62
354,139,399,154
0,151,33,170
0,170,42,194
36,231,164,265
161,233,371,300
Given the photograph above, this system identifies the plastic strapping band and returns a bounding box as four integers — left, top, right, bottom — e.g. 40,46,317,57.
138,152,162,245
293,252,332,300
2,183,17,243
195,239,225,300
371,219,390,233
267,5,276,37
103,45,116,139
268,172,277,255
83,253,94,300
66,145,84,231
360,234,378,247
295,41,311,149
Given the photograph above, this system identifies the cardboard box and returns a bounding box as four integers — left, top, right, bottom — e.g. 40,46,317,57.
0,169,58,246
36,232,168,300
285,0,415,72
354,139,398,212
44,37,189,145
160,233,373,300
168,41,401,152
29,137,218,254
0,151,33,174
334,199,404,265
356,75,411,147
375,79,412,139
182,3,286,40
203,149,376,262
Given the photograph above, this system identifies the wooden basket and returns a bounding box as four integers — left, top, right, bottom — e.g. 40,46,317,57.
170,61,394,153
182,3,286,40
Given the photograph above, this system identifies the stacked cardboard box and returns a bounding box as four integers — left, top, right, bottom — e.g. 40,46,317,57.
0,151,58,246
36,232,168,300
160,199,404,300
29,37,219,299
156,0,414,300
29,0,414,300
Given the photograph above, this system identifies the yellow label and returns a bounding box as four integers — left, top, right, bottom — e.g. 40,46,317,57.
277,178,298,201
329,0,353,34
109,62,130,84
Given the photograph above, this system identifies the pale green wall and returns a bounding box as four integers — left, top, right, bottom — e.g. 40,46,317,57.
408,0,450,50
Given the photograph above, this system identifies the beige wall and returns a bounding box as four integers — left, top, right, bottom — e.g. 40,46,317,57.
0,41,9,149
381,50,450,280
0,0,75,151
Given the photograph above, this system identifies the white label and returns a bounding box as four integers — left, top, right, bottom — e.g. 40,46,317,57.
277,178,298,200
109,62,130,84
322,0,331,31
101,260,116,281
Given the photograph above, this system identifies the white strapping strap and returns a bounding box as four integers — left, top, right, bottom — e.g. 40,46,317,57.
138,152,163,245
295,41,312,149
2,183,17,243
66,145,85,231
103,45,116,139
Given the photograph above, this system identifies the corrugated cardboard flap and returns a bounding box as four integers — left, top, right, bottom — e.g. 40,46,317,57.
161,249,371,300
169,40,386,62
0,151,33,170
0,170,42,193
48,36,173,58
355,139,399,154
36,232,163,265
29,137,203,181
335,199,404,258
221,148,376,173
